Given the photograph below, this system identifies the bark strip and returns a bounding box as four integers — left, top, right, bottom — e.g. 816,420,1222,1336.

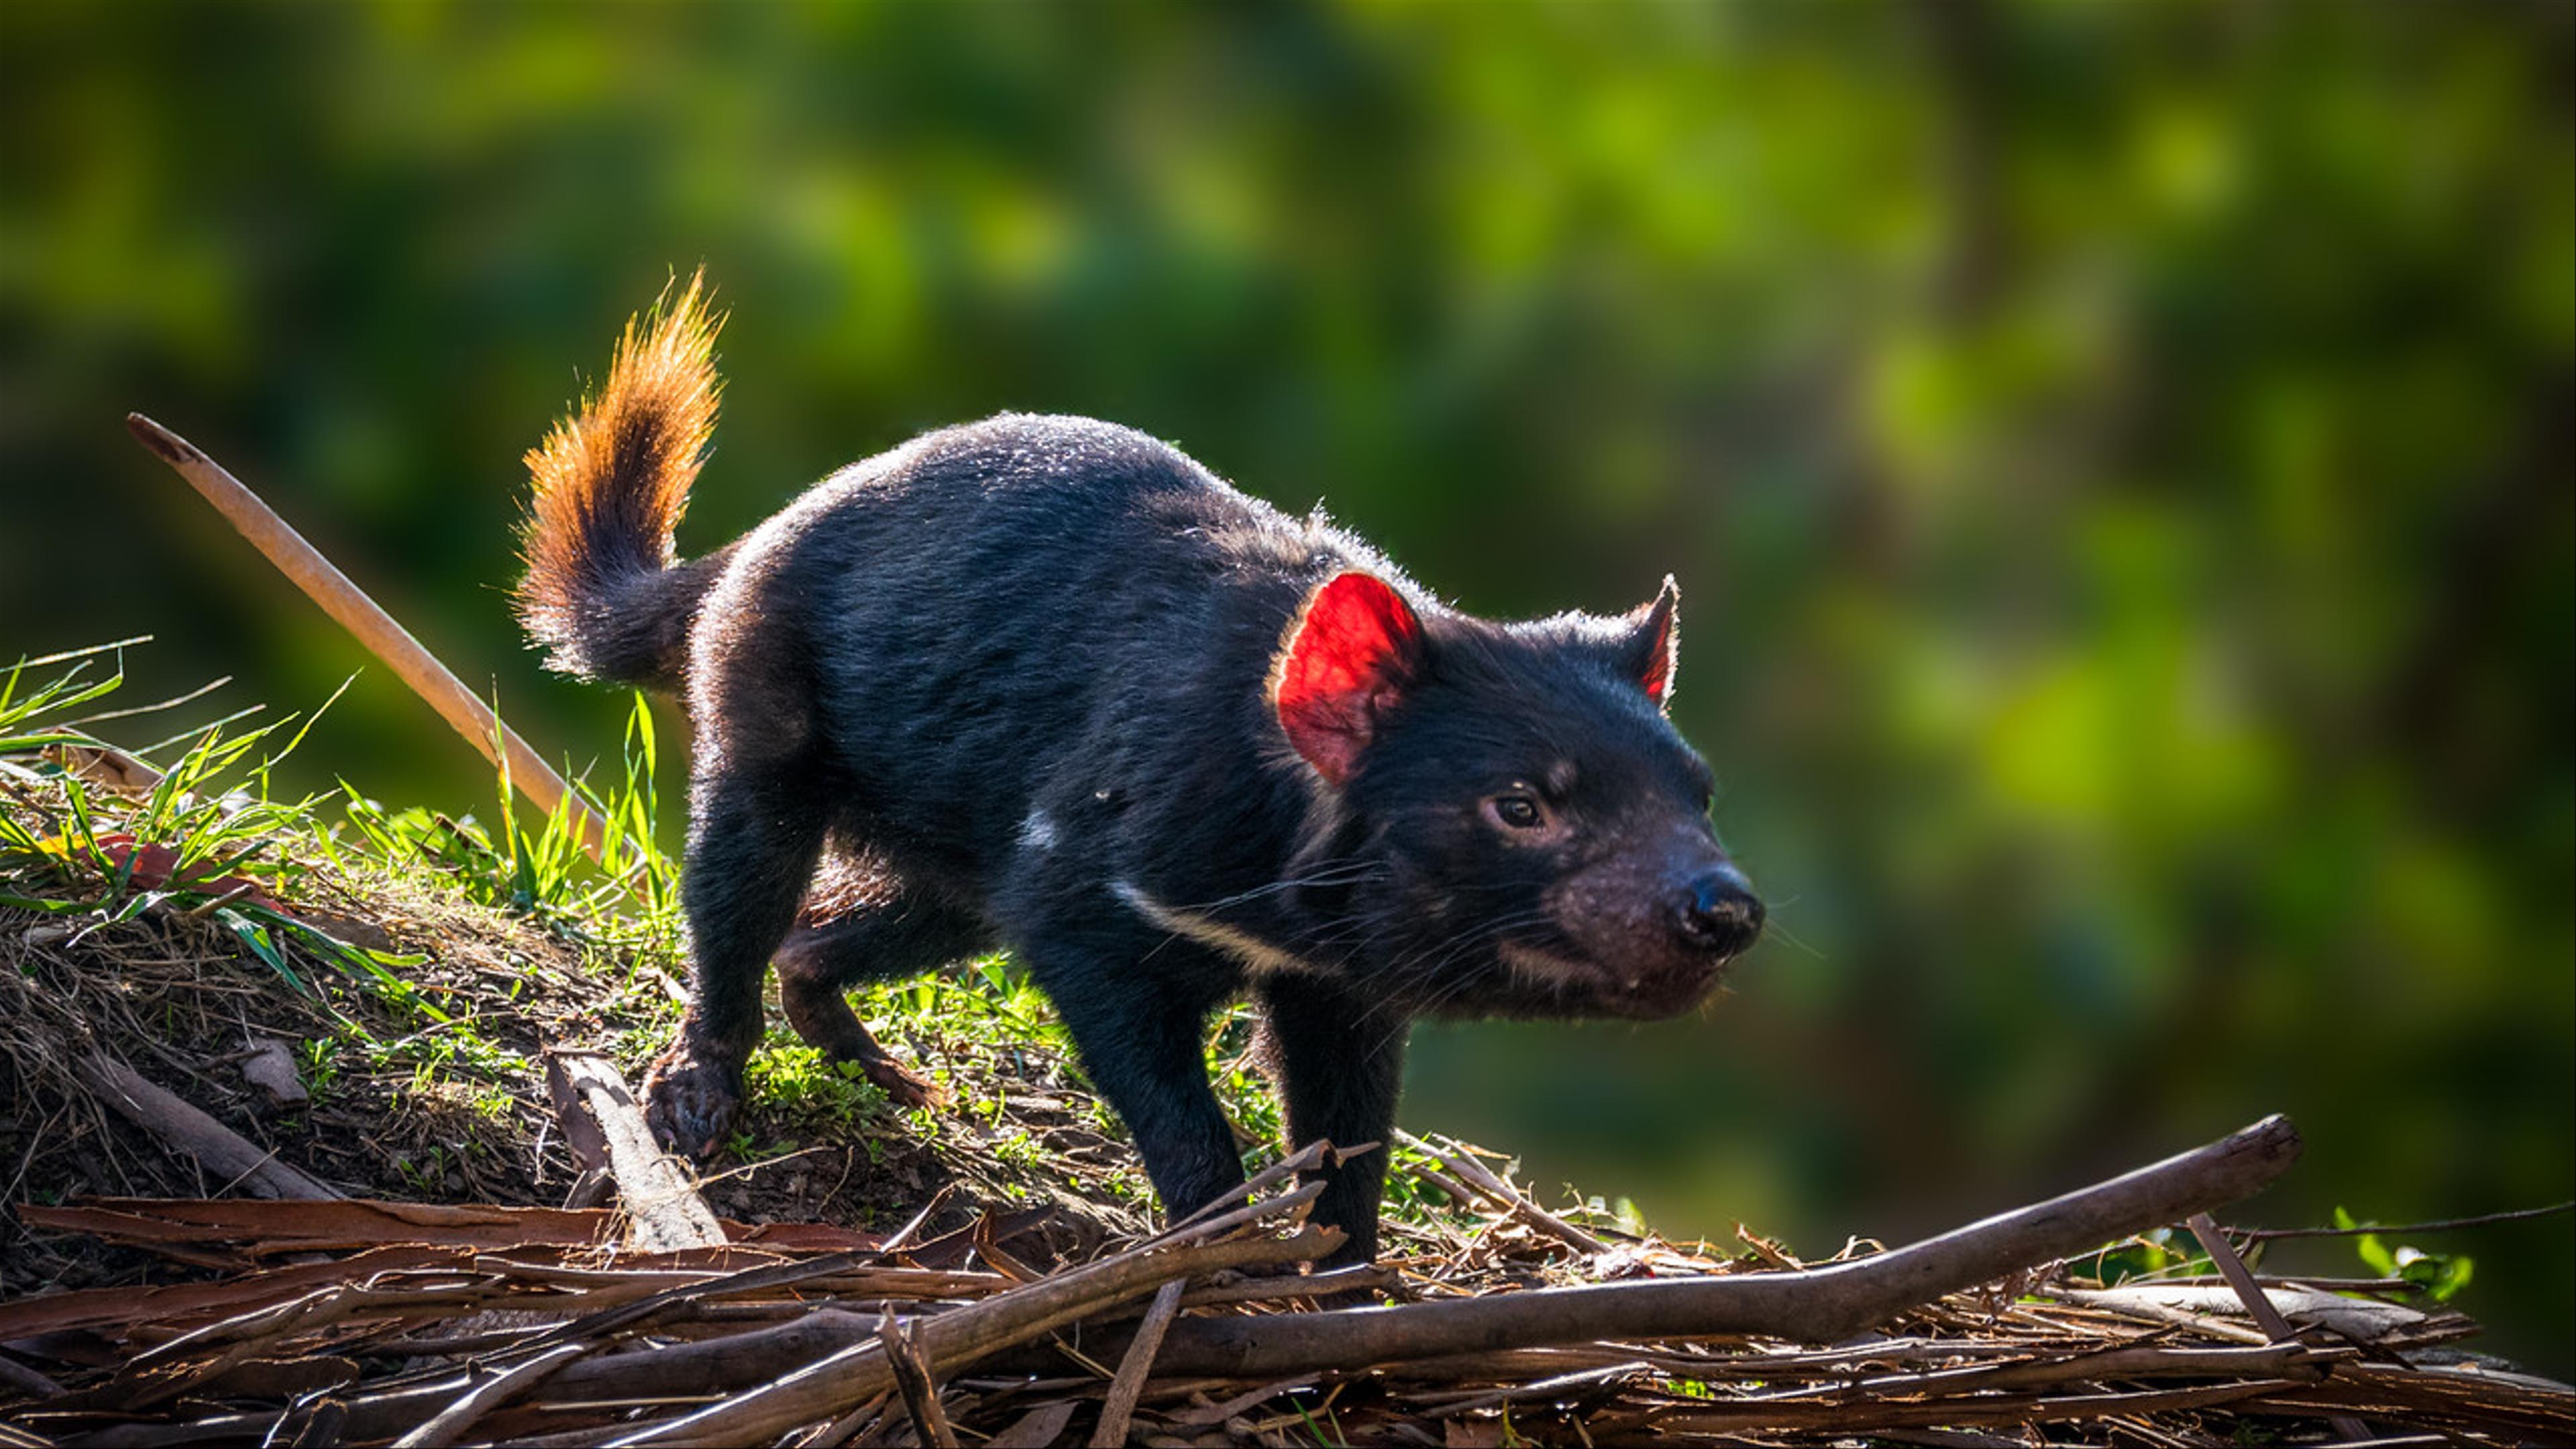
545,1050,724,1252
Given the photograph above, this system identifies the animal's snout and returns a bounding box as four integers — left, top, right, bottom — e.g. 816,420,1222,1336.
1673,863,1764,957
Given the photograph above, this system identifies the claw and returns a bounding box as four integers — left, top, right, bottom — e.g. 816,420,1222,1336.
859,1054,945,1110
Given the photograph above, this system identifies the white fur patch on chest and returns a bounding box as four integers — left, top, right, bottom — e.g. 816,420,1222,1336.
1019,808,1059,852
1112,879,1324,978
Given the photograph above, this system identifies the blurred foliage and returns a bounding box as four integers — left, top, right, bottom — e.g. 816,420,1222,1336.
2,0,2567,1370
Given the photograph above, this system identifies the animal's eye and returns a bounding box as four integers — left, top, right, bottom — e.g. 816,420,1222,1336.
1485,792,1548,833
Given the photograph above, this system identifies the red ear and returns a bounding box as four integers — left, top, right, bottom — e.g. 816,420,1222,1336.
1273,572,1426,786
1627,576,1679,710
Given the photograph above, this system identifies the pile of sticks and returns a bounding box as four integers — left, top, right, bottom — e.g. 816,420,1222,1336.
6,1113,2565,1447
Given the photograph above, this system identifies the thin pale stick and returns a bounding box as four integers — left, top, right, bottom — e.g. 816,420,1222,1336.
1158,1139,1333,1238
126,412,604,857
1155,1179,1326,1250
547,1051,724,1252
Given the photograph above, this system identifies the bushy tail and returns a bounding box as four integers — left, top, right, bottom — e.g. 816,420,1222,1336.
515,271,724,688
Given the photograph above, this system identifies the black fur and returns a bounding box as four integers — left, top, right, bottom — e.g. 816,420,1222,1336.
525,400,1762,1266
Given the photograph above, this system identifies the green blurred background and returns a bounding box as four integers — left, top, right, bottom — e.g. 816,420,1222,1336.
4,1,2569,1369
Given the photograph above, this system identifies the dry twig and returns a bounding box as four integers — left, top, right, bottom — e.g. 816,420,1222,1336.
876,1307,957,1449
74,1051,339,1201
1091,1277,1186,1446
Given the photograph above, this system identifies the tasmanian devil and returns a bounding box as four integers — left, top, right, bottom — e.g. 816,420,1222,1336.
515,276,1764,1265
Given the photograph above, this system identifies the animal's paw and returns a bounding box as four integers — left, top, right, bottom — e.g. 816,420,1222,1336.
643,1049,742,1160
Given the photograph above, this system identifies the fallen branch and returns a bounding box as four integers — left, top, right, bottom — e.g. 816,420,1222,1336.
2058,1283,2430,1344
75,1051,338,1201
61,1311,886,1448
1147,1115,2303,1377
1645,1376,2317,1434
543,1050,724,1253
1724,1340,2348,1404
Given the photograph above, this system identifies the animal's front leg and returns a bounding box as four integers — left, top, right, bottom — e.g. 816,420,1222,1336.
1024,932,1247,1223
1258,976,1407,1269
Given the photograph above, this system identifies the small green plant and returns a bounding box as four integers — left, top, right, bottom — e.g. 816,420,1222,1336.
2335,1206,2475,1302
744,1035,890,1126
902,1104,946,1144
991,1128,1044,1169
394,1145,452,1195
720,1128,806,1162
366,1012,527,1085
299,1036,343,1099
1205,1001,1285,1163
0,639,138,752
1290,1397,1346,1448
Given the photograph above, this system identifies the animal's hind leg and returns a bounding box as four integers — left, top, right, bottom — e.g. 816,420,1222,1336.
647,758,828,1158
775,850,993,1108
